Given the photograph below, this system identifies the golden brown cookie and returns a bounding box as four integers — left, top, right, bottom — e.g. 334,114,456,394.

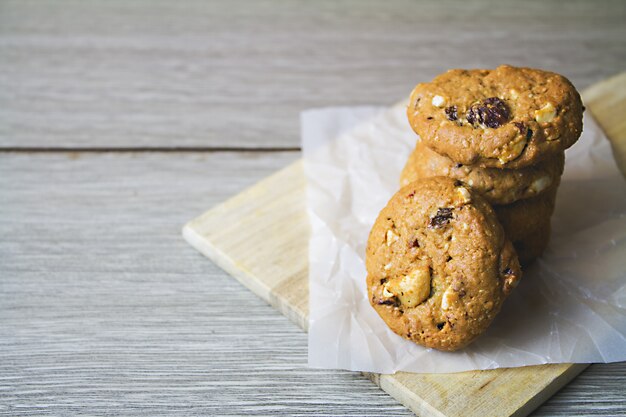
400,141,564,204
513,224,551,266
493,184,558,242
366,177,521,351
407,65,583,168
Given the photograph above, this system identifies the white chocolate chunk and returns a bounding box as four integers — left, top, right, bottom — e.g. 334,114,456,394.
385,229,399,246
456,186,472,204
530,176,552,193
535,102,556,123
431,95,446,108
498,138,527,164
382,286,394,298
385,267,431,308
441,287,459,311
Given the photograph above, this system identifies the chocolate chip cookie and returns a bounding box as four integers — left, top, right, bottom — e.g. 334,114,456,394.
400,141,564,204
366,177,521,351
407,65,583,168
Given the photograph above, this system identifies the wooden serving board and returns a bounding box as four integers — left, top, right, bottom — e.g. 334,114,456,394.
183,73,626,417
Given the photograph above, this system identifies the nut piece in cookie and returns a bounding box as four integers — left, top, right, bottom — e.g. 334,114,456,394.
366,177,522,351
535,103,556,124
383,266,431,308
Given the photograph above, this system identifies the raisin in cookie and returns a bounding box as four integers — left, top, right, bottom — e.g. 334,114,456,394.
366,177,521,351
494,184,558,243
400,141,564,204
407,65,583,168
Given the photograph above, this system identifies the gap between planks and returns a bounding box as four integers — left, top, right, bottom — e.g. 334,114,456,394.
0,146,301,153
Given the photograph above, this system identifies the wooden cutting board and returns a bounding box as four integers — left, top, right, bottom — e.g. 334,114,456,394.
183,73,626,417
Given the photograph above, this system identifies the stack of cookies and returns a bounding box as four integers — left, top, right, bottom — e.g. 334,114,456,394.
402,65,583,265
365,66,583,351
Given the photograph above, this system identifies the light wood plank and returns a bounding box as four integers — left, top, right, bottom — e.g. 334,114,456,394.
183,158,592,417
183,76,626,416
183,160,309,329
1,0,625,148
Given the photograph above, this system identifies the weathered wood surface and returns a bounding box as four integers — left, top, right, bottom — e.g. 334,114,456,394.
0,152,396,416
1,0,625,148
1,0,626,415
1,152,625,416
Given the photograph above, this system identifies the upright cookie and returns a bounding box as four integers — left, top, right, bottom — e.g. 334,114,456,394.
366,177,521,351
407,65,583,168
513,224,552,266
400,141,564,204
493,184,558,243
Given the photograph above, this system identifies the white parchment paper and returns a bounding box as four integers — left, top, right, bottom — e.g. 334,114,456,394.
303,103,626,374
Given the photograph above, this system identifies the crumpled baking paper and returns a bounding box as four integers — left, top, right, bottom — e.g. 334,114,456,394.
303,103,626,374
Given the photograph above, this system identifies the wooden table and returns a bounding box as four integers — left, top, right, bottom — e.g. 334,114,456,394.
1,1,625,415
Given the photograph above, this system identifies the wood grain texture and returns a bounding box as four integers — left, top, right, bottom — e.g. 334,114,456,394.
2,0,626,415
1,152,624,417
1,0,625,148
0,151,411,416
184,160,309,329
183,76,626,417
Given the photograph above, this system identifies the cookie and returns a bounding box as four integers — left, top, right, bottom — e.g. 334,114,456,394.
513,224,551,266
493,184,558,242
366,177,521,351
400,141,564,204
407,65,583,168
